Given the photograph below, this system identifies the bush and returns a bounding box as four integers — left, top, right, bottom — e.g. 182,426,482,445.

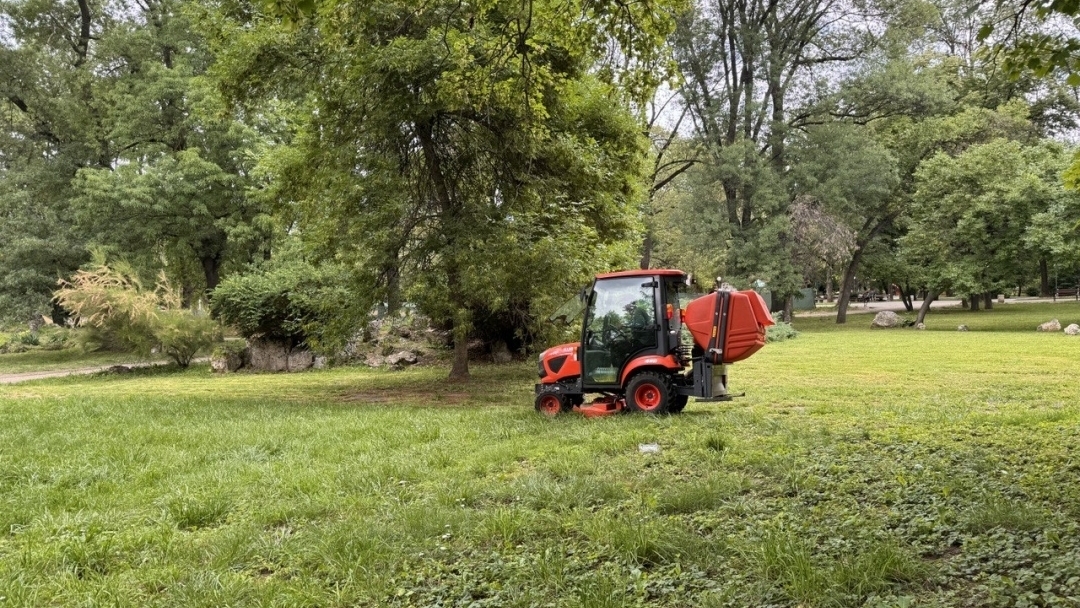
39,327,73,351
16,331,39,346
766,322,799,343
210,258,356,353
54,258,221,367
153,310,221,368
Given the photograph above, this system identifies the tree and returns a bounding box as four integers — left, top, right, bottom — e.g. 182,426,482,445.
204,0,679,380
787,122,901,321
670,0,876,291
0,0,269,318
905,139,1065,323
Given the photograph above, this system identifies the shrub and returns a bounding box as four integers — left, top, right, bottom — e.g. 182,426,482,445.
210,258,356,353
766,322,799,342
54,258,221,367
153,310,222,368
16,331,39,346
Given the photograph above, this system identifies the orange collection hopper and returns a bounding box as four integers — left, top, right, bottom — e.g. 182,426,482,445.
683,290,775,364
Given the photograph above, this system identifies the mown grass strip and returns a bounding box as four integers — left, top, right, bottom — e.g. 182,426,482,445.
0,302,1079,606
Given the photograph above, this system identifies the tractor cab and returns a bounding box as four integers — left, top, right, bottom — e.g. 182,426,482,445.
578,270,687,389
536,269,774,417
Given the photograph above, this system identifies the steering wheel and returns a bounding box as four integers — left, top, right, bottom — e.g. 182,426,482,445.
601,316,633,346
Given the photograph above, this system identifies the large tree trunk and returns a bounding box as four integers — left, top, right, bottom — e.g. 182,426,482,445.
783,295,794,323
835,247,865,324
969,294,979,311
1040,258,1050,296
201,254,222,294
826,274,834,303
639,231,652,270
448,315,470,381
916,289,941,325
417,118,470,381
901,284,914,312
983,292,993,310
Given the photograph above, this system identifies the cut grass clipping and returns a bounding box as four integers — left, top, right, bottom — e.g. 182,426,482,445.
1,302,1079,606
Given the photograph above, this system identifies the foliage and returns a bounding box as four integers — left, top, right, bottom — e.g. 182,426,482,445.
154,309,222,368
53,257,221,367
203,0,679,378
209,255,356,353
3,303,1080,605
0,0,269,319
765,321,800,343
905,139,1074,299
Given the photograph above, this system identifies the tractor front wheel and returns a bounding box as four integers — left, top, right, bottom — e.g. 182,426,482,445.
535,392,569,417
626,372,676,414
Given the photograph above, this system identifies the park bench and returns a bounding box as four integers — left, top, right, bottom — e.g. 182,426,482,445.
1054,288,1079,298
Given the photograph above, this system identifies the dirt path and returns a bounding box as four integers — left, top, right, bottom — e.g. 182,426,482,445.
0,358,206,385
0,363,159,385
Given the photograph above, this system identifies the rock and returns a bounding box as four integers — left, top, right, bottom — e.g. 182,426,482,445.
386,350,418,367
998,294,1005,304
248,339,289,372
210,341,248,373
313,355,328,369
1037,319,1062,332
106,365,133,374
1065,324,1080,336
27,314,44,333
287,349,315,371
491,340,513,364
210,351,244,373
915,323,926,330
363,354,385,368
957,325,969,332
870,310,901,329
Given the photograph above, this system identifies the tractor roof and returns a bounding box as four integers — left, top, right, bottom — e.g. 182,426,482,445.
595,269,686,280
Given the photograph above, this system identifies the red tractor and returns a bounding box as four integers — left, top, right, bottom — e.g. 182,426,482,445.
535,269,774,416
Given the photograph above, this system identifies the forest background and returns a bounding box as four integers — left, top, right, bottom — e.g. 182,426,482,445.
3,0,1080,378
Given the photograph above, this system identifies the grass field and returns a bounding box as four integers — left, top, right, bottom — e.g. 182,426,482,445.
1,302,1079,607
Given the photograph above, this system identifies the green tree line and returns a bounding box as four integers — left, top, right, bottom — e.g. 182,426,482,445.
2,0,1079,378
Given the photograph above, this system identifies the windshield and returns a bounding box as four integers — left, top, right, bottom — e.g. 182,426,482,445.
548,287,590,326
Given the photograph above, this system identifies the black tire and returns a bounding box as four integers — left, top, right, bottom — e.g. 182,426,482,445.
670,394,689,414
535,392,569,417
625,371,676,414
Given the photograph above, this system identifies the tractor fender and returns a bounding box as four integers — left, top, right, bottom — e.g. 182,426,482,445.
619,354,682,386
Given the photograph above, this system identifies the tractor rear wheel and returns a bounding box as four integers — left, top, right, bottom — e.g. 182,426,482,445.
535,392,569,417
625,372,676,414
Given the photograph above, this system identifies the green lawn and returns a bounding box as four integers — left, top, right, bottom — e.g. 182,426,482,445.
1,303,1080,606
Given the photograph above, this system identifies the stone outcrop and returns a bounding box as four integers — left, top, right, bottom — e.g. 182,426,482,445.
870,310,901,329
246,339,315,372
1037,319,1062,332
386,350,419,367
1065,324,1080,336
210,349,245,373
